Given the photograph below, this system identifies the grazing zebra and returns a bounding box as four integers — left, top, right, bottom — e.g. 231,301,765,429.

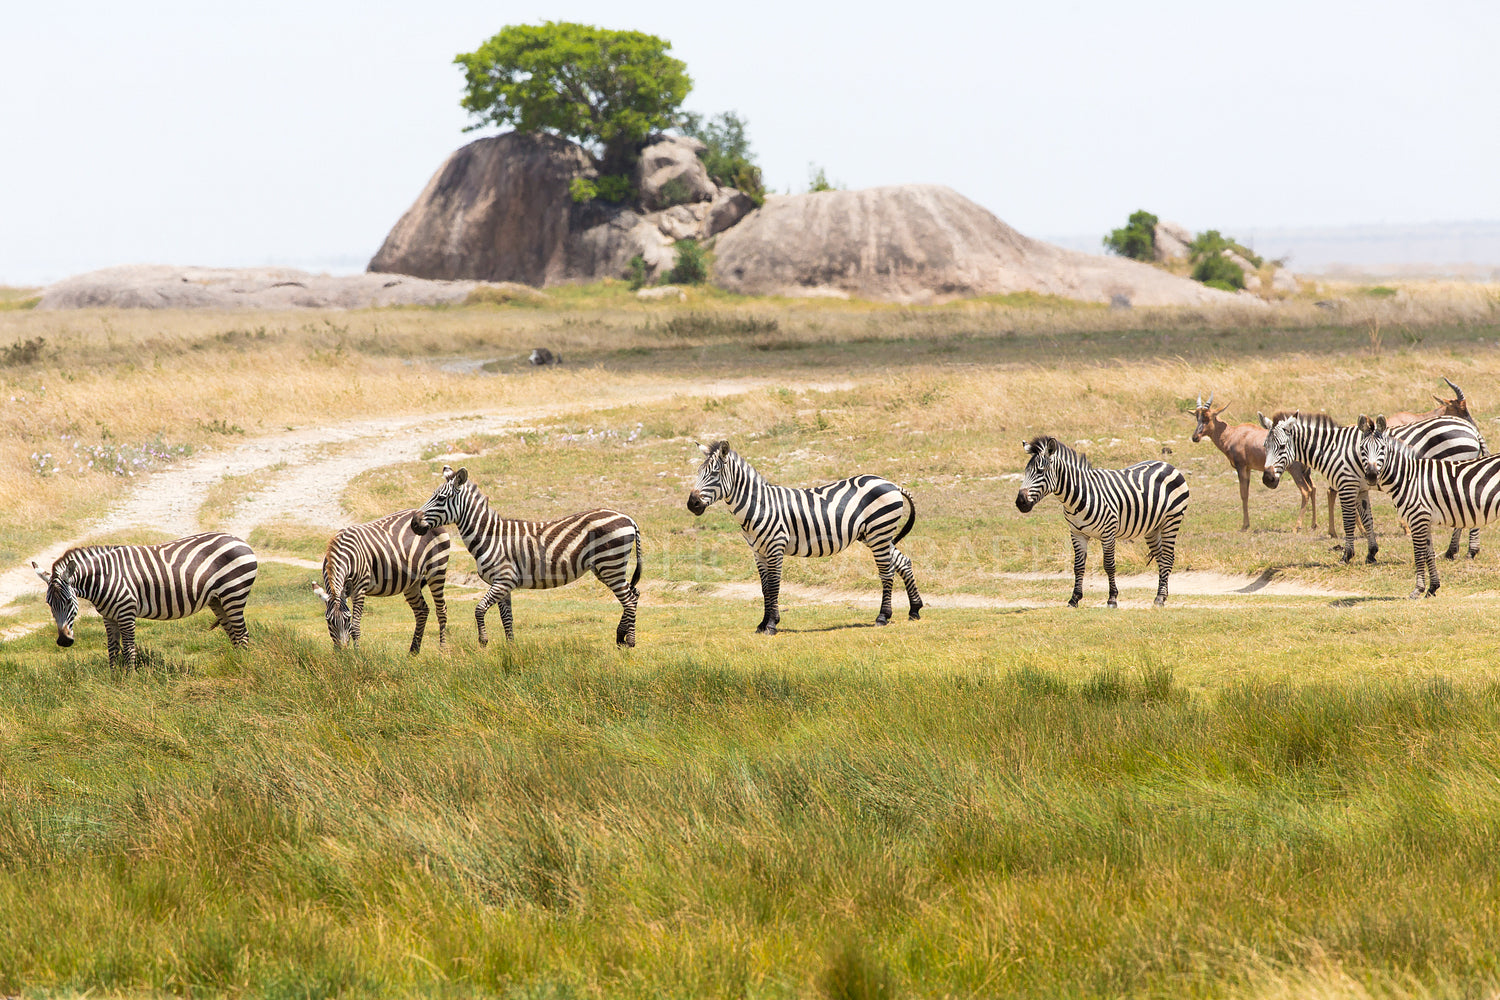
1261,411,1486,563
31,532,258,668
312,509,452,654
410,466,642,647
1357,414,1500,598
1015,436,1189,607
686,440,921,633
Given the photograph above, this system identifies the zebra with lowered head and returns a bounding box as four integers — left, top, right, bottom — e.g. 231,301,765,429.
1261,411,1486,563
32,531,258,668
313,509,451,654
1357,414,1500,598
686,440,922,633
1015,436,1189,607
411,466,642,647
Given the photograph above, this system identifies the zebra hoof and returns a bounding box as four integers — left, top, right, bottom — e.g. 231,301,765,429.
908,608,921,621
875,615,890,626
618,636,636,648
1107,599,1119,609
755,626,777,636
1067,595,1082,608
1154,596,1167,607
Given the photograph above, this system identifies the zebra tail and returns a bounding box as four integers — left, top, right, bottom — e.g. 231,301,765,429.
630,527,643,591
893,487,917,544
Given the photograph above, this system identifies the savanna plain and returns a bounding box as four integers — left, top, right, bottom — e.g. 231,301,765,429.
2,283,1500,998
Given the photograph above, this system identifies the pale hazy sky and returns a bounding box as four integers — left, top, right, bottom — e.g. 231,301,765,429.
3,0,1496,284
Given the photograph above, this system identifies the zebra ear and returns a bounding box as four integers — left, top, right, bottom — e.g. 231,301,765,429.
441,465,454,480
697,442,710,456
1258,412,1272,430
451,467,469,486
1375,415,1387,433
1357,414,1372,434
312,584,331,603
31,561,51,584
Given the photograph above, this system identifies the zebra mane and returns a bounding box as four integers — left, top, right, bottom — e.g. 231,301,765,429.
1271,410,1342,428
1028,435,1091,470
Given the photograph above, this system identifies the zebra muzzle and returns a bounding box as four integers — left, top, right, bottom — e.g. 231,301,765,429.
1262,469,1281,489
56,631,74,647
1015,491,1035,513
686,492,706,516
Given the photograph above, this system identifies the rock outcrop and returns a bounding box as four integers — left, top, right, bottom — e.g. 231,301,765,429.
1153,220,1194,261
712,186,1236,306
36,265,508,310
635,136,715,211
368,132,591,285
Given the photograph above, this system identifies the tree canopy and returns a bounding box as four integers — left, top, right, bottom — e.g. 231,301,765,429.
679,111,764,205
1102,210,1158,261
455,22,692,176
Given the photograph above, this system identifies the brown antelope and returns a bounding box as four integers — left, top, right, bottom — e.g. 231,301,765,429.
1386,377,1471,428
1192,393,1327,532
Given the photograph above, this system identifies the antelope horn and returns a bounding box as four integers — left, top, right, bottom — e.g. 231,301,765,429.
1196,394,1204,408
1207,391,1214,407
1443,377,1463,401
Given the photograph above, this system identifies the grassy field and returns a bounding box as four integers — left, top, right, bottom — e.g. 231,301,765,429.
3,283,1500,997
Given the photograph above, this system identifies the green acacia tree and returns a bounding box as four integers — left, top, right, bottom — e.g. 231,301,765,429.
454,22,692,178
1103,210,1158,261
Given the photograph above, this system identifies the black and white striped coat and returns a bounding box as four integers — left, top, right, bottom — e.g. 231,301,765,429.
1358,415,1500,598
1261,412,1487,564
32,532,258,668
686,440,921,633
1015,436,1189,607
314,509,451,654
411,466,642,647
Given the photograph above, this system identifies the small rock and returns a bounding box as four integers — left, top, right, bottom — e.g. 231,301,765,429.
1110,293,1132,309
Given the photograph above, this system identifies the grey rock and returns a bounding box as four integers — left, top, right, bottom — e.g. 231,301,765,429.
712,186,1238,305
706,188,756,237
1153,220,1193,261
368,132,591,285
636,136,715,212
37,265,494,310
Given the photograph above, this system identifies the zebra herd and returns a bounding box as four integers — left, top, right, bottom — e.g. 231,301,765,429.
27,379,1500,665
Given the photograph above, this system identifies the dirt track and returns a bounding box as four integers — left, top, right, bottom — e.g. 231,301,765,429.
1,374,1347,628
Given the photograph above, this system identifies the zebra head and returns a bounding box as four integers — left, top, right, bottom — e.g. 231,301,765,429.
31,559,77,647
1015,437,1057,513
1259,410,1298,489
311,584,352,648
1357,414,1392,488
687,441,731,516
412,466,469,536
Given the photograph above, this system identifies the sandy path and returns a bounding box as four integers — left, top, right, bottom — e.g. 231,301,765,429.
1,377,851,616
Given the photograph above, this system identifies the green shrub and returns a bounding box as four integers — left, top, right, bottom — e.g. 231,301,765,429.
1365,285,1399,298
808,165,839,192
679,111,765,206
595,174,633,203
627,255,648,291
569,177,598,203
1103,210,1158,261
1189,229,1262,268
666,239,708,285
1192,252,1246,290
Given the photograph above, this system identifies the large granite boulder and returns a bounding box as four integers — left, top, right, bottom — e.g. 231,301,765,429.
1153,220,1194,261
368,132,591,285
35,265,512,309
712,186,1237,305
636,135,715,211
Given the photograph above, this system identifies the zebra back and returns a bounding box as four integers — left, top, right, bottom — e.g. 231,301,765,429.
49,532,258,624
323,509,450,600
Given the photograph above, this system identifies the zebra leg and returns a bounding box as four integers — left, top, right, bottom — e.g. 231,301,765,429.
1358,490,1379,564
1335,487,1362,563
497,591,516,641
1409,516,1438,598
404,587,429,655
103,617,122,668
210,595,252,649
1444,527,1461,560
119,617,139,671
755,545,785,634
1068,531,1087,607
1469,528,1481,559
1150,518,1182,606
1102,534,1119,608
894,548,923,620
350,591,367,649
474,581,506,646
430,579,449,649
868,540,896,626
599,567,639,648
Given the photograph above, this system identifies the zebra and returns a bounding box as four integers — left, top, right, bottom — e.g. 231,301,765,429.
685,440,921,633
1357,414,1500,598
1261,411,1487,564
1014,436,1189,607
312,509,452,654
31,532,258,668
410,466,642,647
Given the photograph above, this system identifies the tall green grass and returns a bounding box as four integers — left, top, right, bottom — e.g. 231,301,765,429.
3,565,1500,996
